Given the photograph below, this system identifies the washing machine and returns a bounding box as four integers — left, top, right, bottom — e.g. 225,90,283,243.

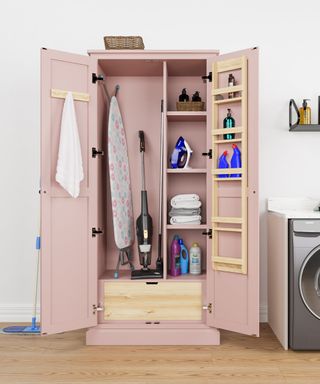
289,219,320,350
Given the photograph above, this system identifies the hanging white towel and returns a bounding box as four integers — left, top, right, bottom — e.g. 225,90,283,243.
170,216,202,225
55,92,84,198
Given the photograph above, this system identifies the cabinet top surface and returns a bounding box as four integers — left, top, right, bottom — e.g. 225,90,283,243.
88,49,219,58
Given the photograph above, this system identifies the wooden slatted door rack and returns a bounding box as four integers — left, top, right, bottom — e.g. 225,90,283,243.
211,56,248,274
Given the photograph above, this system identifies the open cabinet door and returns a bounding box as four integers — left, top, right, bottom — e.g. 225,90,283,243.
206,48,259,336
40,49,98,334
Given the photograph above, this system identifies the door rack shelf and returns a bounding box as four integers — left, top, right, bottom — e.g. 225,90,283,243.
214,97,242,105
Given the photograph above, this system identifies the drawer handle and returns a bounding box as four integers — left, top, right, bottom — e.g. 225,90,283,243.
146,282,158,285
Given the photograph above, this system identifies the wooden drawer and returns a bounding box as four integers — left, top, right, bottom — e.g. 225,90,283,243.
104,282,202,321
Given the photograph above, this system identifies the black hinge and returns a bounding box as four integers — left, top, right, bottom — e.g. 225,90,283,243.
201,72,212,82
202,149,212,159
92,147,104,158
92,227,103,237
202,229,212,239
92,73,104,84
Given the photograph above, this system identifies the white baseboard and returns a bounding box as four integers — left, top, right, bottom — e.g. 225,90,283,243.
0,304,40,322
0,304,269,324
260,304,268,323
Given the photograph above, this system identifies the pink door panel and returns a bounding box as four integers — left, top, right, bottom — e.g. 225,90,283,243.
40,49,98,334
207,48,259,336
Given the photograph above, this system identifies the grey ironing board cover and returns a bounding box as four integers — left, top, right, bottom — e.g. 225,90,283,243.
108,96,134,250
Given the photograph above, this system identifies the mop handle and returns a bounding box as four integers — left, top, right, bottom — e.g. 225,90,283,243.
33,236,41,321
139,131,146,191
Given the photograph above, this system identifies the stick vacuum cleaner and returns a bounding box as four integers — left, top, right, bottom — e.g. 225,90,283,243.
131,131,162,279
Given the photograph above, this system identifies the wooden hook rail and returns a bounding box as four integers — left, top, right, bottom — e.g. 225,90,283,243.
51,89,90,102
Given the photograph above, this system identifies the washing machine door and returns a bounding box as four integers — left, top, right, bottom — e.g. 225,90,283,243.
299,245,320,320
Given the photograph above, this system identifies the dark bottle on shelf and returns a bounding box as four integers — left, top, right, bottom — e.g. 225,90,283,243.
223,108,235,140
228,74,236,98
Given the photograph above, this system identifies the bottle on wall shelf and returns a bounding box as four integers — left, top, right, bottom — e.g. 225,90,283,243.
218,150,229,178
189,243,201,275
228,73,236,98
230,144,242,178
299,99,311,124
223,109,235,139
179,239,189,274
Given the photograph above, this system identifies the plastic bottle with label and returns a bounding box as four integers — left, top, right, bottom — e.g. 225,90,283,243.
189,243,201,275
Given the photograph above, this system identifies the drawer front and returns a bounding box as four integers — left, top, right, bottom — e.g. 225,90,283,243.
104,282,202,321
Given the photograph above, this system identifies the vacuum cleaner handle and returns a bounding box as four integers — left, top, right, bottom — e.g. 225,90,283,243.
139,130,145,152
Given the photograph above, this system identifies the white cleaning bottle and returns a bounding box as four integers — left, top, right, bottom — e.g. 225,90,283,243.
189,243,201,275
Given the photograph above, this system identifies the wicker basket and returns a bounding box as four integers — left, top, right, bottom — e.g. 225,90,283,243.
176,101,205,112
104,36,145,50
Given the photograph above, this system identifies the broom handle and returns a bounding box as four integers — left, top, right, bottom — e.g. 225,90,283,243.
158,100,164,245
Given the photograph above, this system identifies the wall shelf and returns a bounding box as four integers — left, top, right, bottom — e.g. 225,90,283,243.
289,124,320,132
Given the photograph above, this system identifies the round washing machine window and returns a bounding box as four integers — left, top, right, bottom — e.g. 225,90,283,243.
299,245,320,320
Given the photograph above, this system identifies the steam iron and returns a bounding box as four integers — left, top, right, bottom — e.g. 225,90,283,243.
170,136,193,169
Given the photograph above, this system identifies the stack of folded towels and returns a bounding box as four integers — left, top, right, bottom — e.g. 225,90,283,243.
169,194,202,225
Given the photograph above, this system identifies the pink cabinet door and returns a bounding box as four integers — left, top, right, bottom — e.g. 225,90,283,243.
40,49,98,334
207,48,259,336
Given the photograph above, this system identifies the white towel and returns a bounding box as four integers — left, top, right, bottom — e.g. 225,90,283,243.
171,194,199,204
55,92,84,198
171,200,202,209
170,216,202,225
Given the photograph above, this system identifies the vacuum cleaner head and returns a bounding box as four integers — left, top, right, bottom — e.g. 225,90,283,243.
170,136,193,169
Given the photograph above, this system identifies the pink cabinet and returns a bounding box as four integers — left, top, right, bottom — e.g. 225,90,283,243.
40,47,259,344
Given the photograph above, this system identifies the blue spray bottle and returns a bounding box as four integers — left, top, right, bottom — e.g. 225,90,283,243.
218,150,229,178
231,144,241,178
179,239,189,274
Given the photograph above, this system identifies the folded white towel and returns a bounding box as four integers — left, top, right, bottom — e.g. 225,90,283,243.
171,200,202,209
171,194,199,204
55,92,84,198
170,216,202,225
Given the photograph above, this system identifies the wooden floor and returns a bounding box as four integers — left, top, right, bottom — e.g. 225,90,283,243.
1,323,320,383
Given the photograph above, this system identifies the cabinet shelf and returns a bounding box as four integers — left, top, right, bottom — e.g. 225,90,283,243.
167,168,207,174
166,224,207,230
213,177,242,181
167,111,207,122
167,273,206,281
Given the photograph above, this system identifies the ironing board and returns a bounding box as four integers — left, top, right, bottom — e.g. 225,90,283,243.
108,96,134,277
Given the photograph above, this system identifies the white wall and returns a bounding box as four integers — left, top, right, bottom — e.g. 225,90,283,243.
1,0,320,322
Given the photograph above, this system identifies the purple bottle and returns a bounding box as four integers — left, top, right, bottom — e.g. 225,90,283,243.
170,235,181,277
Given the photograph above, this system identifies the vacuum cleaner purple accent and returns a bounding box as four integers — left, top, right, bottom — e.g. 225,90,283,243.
131,131,162,279
170,136,193,169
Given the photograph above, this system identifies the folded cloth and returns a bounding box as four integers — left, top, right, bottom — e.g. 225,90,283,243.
169,208,201,217
171,194,199,205
171,200,202,209
55,92,84,198
170,215,202,225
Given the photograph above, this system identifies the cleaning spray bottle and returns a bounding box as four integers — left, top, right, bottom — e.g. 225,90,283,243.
230,144,241,178
179,238,189,274
218,150,229,178
189,242,201,275
299,99,311,124
223,109,235,139
170,235,181,277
